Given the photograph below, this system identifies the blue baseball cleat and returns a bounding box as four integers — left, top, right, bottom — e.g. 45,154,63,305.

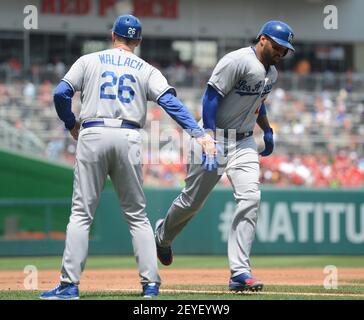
39,283,79,300
155,219,173,266
142,282,159,298
229,273,264,292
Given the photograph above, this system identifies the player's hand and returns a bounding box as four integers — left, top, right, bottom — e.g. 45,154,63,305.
196,132,217,156
260,128,274,157
70,121,81,141
196,132,221,172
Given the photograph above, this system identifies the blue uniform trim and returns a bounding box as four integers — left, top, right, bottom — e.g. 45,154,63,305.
202,85,222,131
61,78,75,93
207,81,225,98
54,80,76,130
259,103,267,116
251,46,257,56
235,92,262,97
158,92,204,138
81,119,139,129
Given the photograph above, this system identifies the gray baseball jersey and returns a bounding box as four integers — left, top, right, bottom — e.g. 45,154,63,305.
156,46,277,279
62,48,174,126
59,48,174,287
208,47,277,132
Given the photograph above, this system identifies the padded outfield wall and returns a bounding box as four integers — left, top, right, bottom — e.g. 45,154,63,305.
0,149,363,256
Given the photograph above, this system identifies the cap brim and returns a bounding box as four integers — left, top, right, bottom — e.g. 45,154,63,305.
270,36,295,52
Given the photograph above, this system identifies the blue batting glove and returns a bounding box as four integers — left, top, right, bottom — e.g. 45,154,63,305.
201,143,224,171
260,128,274,157
202,153,218,171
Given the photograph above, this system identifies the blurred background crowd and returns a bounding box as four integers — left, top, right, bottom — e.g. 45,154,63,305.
1,0,364,189
1,59,363,188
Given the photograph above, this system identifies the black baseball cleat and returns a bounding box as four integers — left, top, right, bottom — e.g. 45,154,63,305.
156,243,173,266
155,219,173,266
229,273,264,292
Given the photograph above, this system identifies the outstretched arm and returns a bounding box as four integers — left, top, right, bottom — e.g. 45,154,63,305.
157,91,216,156
157,90,204,137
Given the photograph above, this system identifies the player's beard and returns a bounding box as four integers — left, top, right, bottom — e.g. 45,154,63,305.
262,47,279,66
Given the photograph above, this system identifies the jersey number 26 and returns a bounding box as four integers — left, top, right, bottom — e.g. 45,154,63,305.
100,71,136,103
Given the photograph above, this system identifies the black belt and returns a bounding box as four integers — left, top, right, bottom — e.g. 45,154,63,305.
223,130,253,140
81,119,140,129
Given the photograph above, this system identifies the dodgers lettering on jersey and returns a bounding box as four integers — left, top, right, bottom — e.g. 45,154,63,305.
62,48,173,127
207,47,278,133
234,80,273,97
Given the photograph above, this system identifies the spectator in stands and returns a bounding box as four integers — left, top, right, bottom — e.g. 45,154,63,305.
38,80,53,107
294,59,311,75
7,57,22,79
1,62,363,188
0,81,9,106
54,57,66,82
23,80,36,105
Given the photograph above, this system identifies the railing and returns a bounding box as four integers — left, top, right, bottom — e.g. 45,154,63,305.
0,120,46,154
275,72,361,92
0,72,363,164
0,198,70,241
1,63,364,92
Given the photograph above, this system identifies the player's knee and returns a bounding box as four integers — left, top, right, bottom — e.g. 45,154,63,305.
69,214,93,231
233,190,261,224
122,207,148,224
178,192,205,213
234,187,260,203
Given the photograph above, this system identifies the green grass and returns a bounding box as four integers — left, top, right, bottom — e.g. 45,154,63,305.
1,256,364,300
1,285,364,300
164,284,364,294
0,255,364,270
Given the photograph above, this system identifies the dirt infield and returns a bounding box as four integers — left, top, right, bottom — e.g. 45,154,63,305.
1,268,363,291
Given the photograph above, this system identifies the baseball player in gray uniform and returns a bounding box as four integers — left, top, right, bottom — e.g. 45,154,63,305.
40,15,215,299
155,21,295,292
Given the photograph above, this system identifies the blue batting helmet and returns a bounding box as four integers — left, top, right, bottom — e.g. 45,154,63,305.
112,14,142,40
257,20,295,52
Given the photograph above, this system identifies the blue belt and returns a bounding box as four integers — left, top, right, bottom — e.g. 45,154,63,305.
81,120,140,130
224,130,253,140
